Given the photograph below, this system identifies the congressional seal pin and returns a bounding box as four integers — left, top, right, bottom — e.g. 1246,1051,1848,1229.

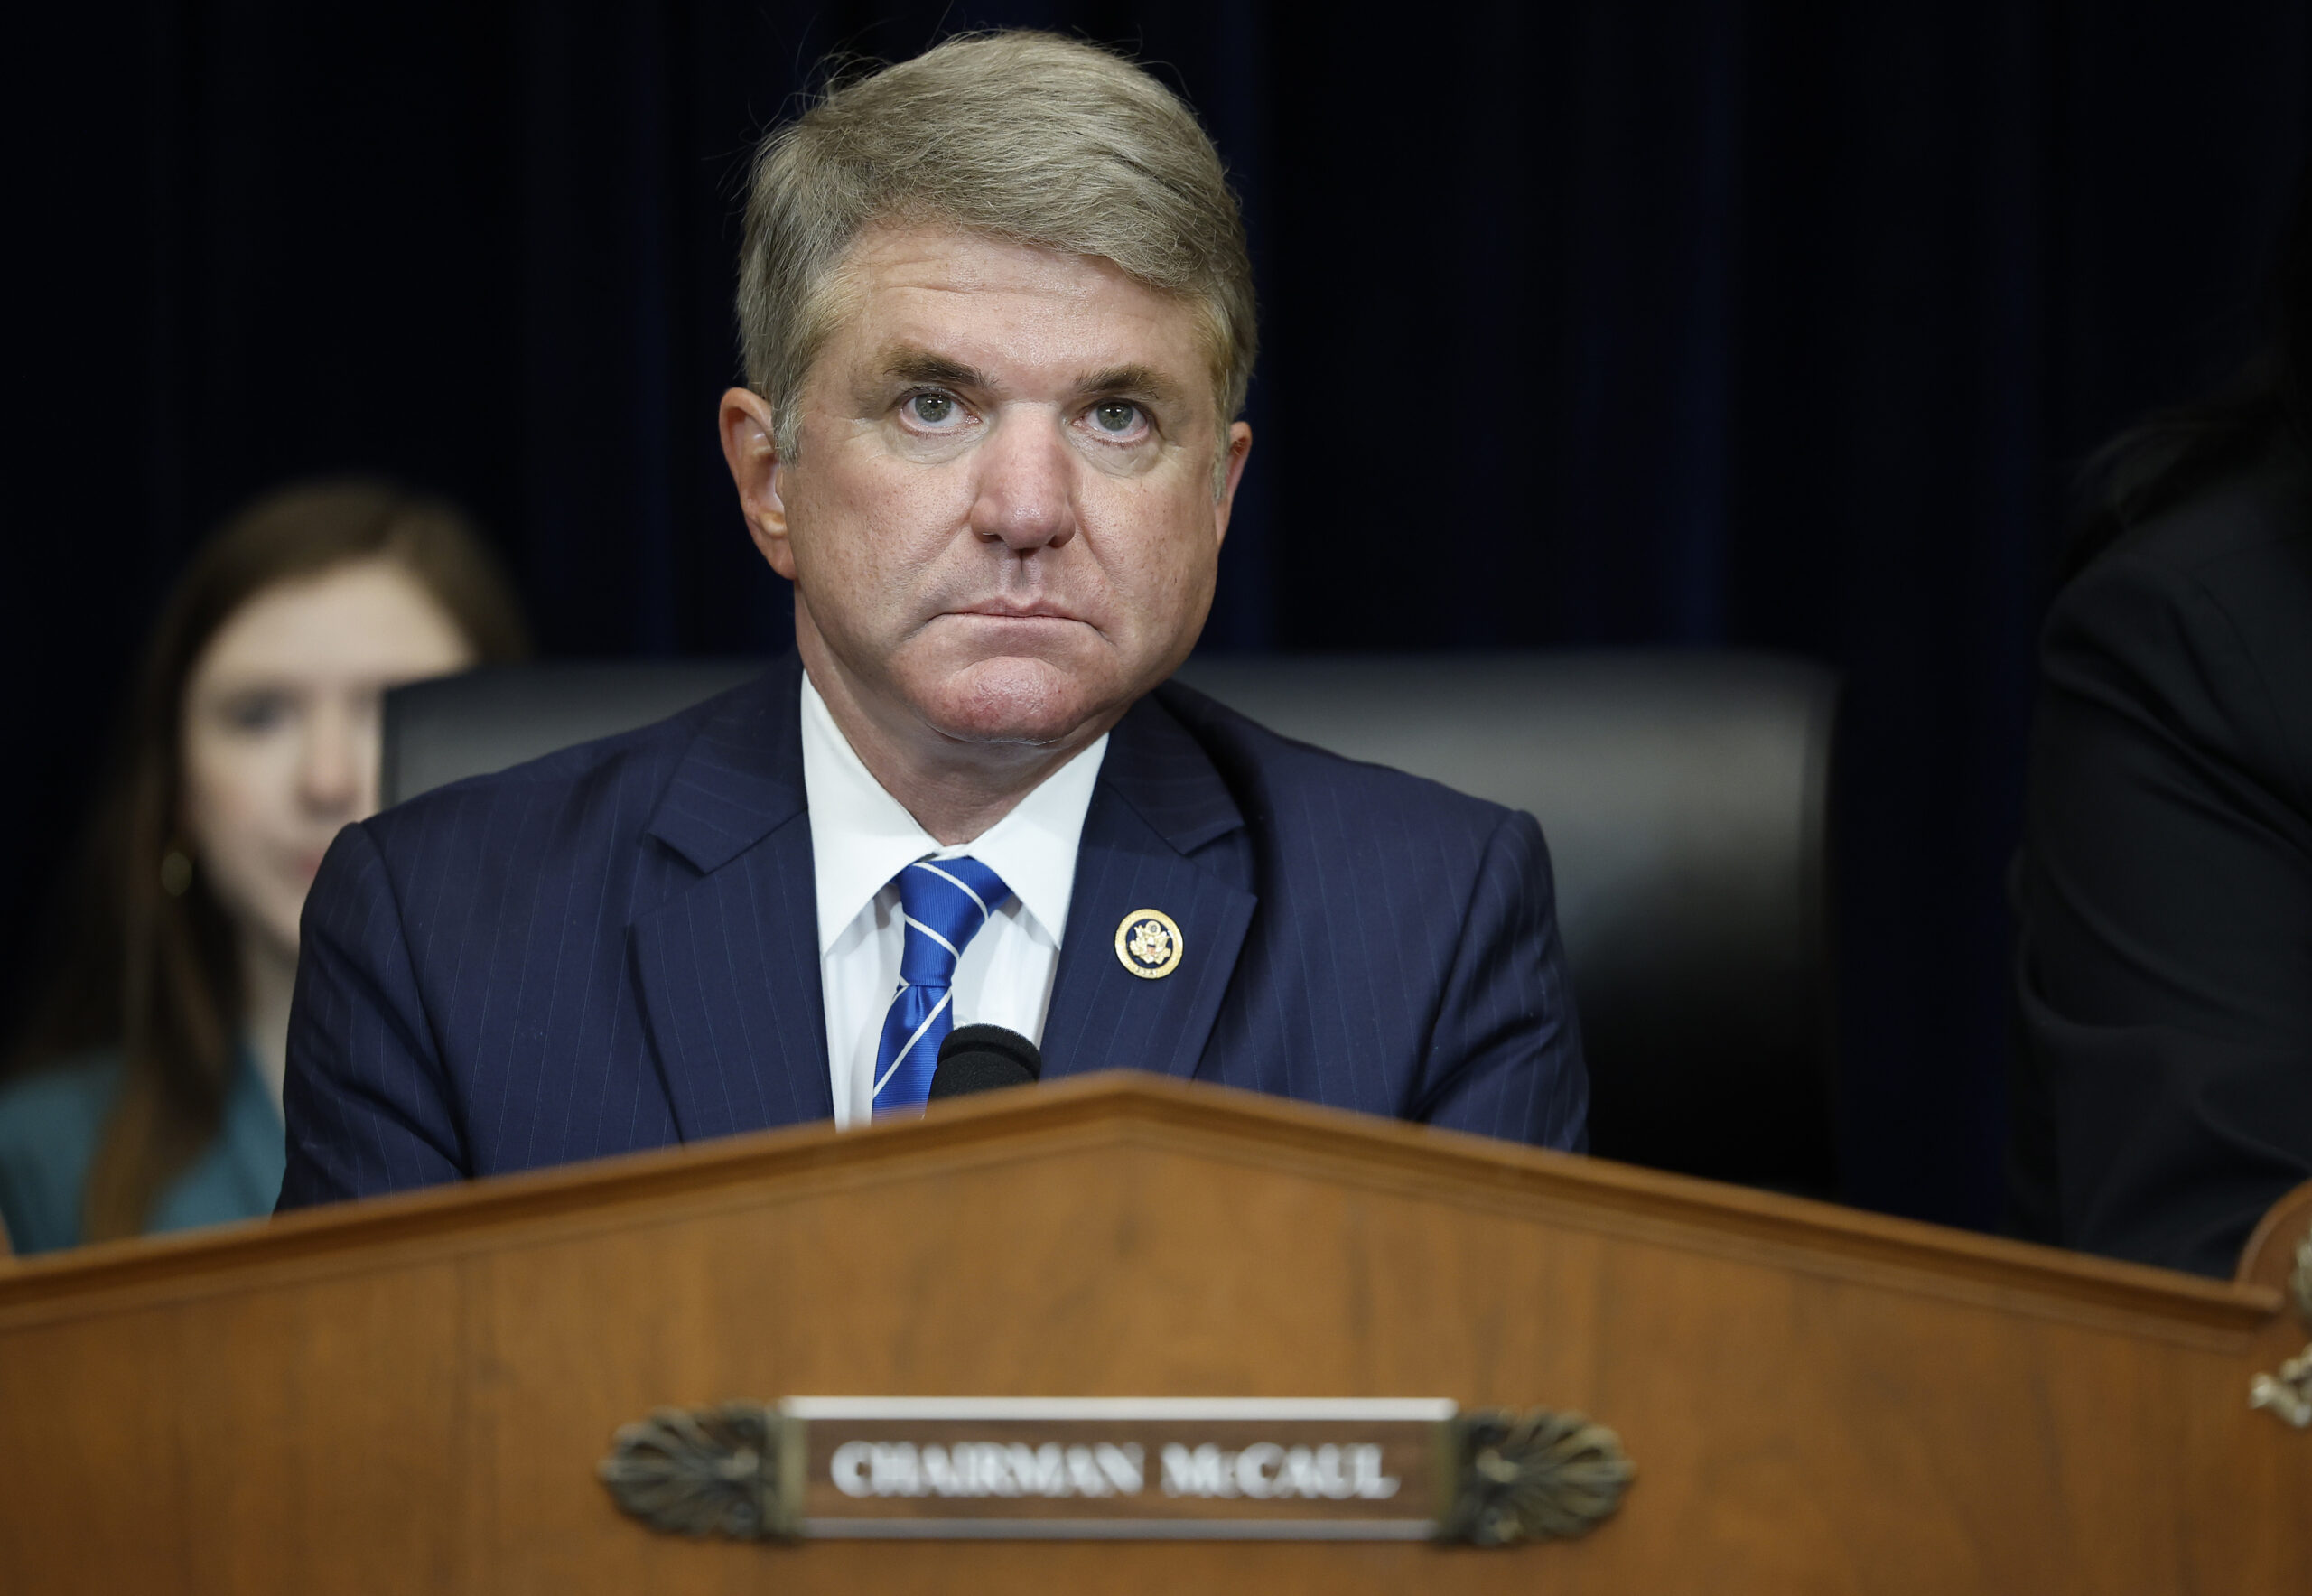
1114,909,1184,979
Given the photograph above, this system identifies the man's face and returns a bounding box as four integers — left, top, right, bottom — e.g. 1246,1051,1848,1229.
731,223,1252,756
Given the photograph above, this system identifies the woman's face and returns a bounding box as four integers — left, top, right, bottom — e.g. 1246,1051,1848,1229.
180,559,475,966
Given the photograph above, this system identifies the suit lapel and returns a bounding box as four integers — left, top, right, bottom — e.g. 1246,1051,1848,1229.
626,662,1254,1126
629,655,836,1139
1039,689,1256,1083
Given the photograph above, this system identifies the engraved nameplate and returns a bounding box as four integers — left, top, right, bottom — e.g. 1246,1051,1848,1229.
792,1396,1449,1539
600,1395,1635,1545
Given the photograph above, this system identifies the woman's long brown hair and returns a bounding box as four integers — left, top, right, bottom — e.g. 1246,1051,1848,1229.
8,480,529,1241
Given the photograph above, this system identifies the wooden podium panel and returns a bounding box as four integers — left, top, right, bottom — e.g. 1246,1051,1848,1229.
0,1073,2304,1593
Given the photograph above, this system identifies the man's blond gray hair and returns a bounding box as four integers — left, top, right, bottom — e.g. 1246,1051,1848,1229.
737,32,1257,464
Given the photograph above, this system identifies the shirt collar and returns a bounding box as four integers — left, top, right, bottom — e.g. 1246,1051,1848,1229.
797,669,1106,955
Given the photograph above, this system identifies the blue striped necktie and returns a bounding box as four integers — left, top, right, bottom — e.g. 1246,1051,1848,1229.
872,855,1014,1114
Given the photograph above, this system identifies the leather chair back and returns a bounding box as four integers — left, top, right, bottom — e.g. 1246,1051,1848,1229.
383,650,1841,1193
1176,653,1839,1193
383,660,764,810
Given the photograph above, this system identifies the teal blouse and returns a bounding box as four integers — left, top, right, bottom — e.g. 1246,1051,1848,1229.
0,1047,284,1255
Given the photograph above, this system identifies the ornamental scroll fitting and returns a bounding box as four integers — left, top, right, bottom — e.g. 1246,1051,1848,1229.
1437,1408,1636,1547
597,1403,800,1540
2248,1228,2312,1431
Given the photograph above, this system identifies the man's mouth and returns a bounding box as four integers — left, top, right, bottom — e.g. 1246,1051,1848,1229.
948,603,1086,623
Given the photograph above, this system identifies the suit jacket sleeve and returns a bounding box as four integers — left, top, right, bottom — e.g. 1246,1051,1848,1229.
278,820,471,1209
1406,808,1590,1152
2011,527,2312,1277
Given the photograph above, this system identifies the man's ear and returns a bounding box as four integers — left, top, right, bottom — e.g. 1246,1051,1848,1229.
1211,420,1254,546
719,387,796,580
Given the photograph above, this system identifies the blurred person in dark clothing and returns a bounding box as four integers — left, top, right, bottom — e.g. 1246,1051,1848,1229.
2009,172,2312,1278
0,481,527,1255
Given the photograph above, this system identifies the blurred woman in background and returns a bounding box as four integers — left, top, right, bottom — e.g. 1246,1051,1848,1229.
0,481,527,1254
2009,171,2312,1277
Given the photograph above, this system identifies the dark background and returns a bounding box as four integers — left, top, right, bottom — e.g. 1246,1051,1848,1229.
6,1,2307,1228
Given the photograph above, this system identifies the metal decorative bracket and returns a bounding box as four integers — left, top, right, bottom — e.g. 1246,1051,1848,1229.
597,1402,798,1540
1435,1408,1636,1546
2248,1229,2312,1431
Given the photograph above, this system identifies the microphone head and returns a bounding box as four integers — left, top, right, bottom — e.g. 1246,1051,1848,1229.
927,1023,1043,1101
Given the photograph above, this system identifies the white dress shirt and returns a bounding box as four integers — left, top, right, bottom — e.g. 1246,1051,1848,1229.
799,670,1108,1126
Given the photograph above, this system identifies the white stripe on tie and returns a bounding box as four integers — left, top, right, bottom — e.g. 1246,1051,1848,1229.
901,914,960,959
913,860,993,921
874,989,954,1098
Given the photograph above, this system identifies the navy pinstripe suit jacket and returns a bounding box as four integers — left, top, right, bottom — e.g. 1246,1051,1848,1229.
278,655,1586,1207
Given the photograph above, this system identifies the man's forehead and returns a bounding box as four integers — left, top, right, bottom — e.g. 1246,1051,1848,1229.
821,223,1209,386
838,220,1137,300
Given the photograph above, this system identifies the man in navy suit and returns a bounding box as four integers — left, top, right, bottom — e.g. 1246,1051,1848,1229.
279,32,1584,1208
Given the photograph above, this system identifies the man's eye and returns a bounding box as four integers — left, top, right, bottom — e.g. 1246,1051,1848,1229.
907,392,959,425
1090,400,1142,434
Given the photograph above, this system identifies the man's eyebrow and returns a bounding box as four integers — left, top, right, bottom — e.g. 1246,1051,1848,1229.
878,349,991,390
1076,364,1182,402
872,350,1187,404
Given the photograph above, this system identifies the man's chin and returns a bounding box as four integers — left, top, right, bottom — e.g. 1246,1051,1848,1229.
913,655,1123,749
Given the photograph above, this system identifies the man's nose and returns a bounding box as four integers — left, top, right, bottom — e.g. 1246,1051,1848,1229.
968,410,1077,552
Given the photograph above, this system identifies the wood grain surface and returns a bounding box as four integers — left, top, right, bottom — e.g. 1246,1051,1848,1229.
0,1072,2303,1593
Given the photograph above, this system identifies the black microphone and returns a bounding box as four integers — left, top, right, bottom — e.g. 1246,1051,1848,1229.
927,1024,1043,1101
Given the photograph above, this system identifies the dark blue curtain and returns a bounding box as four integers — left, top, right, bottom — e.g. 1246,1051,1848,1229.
7,1,2307,1227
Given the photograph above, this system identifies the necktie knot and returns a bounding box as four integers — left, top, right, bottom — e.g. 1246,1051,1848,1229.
895,856,1007,985
873,854,1013,1112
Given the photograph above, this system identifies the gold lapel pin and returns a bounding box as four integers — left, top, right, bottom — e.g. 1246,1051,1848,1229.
1114,909,1184,979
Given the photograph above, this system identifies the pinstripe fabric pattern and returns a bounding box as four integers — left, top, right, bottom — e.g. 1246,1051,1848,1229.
280,654,1585,1209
